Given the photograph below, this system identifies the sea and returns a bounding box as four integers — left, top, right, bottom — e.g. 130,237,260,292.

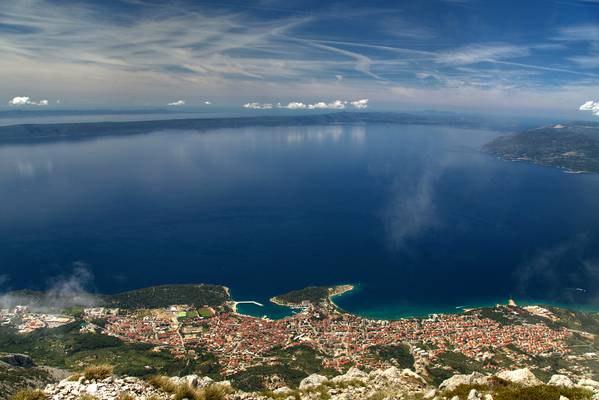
1,118,599,319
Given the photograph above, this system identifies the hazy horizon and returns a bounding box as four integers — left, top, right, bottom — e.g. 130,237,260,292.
2,0,599,119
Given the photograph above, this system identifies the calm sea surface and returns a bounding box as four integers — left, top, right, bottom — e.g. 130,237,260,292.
1,123,599,319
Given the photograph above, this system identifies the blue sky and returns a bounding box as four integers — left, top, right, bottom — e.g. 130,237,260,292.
2,0,599,116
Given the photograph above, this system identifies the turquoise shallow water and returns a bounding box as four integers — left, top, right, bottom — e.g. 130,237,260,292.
1,123,599,317
234,285,599,320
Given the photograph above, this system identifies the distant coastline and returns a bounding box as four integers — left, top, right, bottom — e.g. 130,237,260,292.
3,282,598,321
0,111,503,145
483,122,599,174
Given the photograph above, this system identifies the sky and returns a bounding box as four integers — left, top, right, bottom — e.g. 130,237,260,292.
2,0,599,117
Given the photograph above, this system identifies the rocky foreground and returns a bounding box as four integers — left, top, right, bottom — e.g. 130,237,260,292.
36,367,599,400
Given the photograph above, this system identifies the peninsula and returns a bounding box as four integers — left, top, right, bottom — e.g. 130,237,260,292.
269,285,354,308
483,122,599,173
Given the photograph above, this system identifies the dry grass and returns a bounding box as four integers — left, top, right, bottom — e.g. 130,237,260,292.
67,372,83,382
147,375,228,400
147,375,177,393
79,395,99,400
203,385,228,400
443,383,594,400
366,390,398,400
9,389,48,400
174,383,200,400
116,393,136,400
83,365,113,381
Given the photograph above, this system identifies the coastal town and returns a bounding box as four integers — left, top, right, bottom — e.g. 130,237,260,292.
0,287,581,379
0,306,75,334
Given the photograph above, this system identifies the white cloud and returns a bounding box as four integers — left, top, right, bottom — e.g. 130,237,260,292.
8,96,49,106
167,100,185,106
243,102,273,109
282,101,308,109
244,99,368,110
204,101,211,105
579,100,599,115
314,100,346,109
307,102,329,109
9,96,30,105
350,99,369,109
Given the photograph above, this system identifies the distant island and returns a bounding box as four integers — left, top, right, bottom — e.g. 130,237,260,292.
483,122,599,173
0,111,500,145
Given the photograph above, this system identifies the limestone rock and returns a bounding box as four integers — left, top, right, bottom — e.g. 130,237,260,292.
214,380,233,392
273,386,293,395
401,368,427,385
197,376,215,388
181,374,199,387
548,375,574,388
379,366,403,382
299,374,328,390
578,379,599,390
495,369,542,387
468,388,481,400
331,367,368,383
439,372,488,392
0,353,36,368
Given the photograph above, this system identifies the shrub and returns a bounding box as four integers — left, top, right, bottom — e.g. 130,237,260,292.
9,389,48,400
444,384,488,399
202,385,228,400
443,383,594,400
493,385,593,400
83,365,113,380
486,376,510,390
260,389,301,400
148,377,228,400
324,379,366,389
67,372,83,381
174,383,199,400
147,375,176,393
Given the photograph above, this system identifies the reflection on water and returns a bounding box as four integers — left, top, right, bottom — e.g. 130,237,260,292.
1,123,599,318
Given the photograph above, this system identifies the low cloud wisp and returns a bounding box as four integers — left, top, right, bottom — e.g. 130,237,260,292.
0,263,99,310
515,235,599,304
